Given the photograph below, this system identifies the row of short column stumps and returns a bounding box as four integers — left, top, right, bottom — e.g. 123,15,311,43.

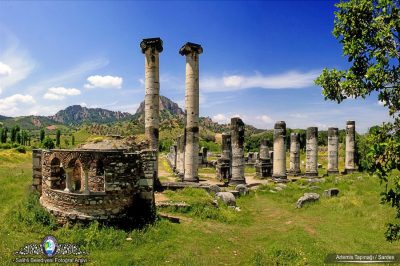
167,119,357,185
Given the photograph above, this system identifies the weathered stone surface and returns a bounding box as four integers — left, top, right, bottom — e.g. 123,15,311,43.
296,193,320,208
345,121,357,174
273,121,287,179
142,38,162,151
215,192,236,206
229,117,246,185
327,127,339,175
324,188,339,197
36,148,157,225
208,184,222,194
305,127,318,177
181,42,203,182
235,184,249,196
289,133,301,175
255,139,272,178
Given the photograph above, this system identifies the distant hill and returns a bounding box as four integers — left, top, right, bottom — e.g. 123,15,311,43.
49,105,133,125
0,115,61,130
0,115,9,121
135,95,185,119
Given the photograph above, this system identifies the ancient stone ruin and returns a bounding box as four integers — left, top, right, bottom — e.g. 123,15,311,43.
272,121,287,181
255,139,272,178
344,121,357,174
305,127,318,177
31,37,361,226
180,42,203,182
32,148,156,225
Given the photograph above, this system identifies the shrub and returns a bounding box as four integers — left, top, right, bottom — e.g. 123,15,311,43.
14,146,26,153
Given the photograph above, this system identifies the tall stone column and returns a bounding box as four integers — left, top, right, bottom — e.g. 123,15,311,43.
289,133,301,175
345,121,357,174
140,38,163,184
229,117,246,185
305,127,318,177
327,127,339,175
180,42,203,182
272,121,287,180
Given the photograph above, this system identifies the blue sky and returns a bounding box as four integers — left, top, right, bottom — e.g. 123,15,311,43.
0,1,391,133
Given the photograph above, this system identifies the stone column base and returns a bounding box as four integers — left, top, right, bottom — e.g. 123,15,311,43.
327,170,339,176
287,170,301,176
305,172,318,177
343,168,358,174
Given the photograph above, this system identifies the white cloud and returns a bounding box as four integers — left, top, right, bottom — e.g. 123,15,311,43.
0,62,12,76
80,102,87,107
84,75,123,89
0,94,36,116
28,58,109,96
256,114,274,124
201,70,320,92
0,31,35,92
212,113,229,124
43,87,81,100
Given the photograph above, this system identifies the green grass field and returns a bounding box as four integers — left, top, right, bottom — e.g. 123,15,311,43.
0,150,399,265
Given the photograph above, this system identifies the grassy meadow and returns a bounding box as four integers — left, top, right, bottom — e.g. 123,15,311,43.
0,149,399,265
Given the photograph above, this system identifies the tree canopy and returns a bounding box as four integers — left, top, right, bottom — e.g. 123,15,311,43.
316,0,400,241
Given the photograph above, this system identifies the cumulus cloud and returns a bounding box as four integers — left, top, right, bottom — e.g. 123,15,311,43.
212,113,229,124
256,114,274,124
43,87,81,100
0,62,12,76
0,94,36,116
201,70,320,92
84,75,123,89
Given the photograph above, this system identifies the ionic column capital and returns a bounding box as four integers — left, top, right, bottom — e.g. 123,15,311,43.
140,37,163,54
179,42,203,56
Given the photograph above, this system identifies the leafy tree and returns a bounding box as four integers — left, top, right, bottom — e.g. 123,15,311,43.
0,128,3,144
40,129,45,143
16,132,21,144
1,127,8,143
71,135,75,146
315,0,400,241
10,126,19,143
56,129,61,147
42,137,55,149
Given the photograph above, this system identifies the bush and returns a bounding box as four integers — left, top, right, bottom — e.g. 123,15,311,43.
14,146,26,153
42,137,55,149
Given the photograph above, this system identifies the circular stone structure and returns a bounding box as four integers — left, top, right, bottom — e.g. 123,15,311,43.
36,149,156,224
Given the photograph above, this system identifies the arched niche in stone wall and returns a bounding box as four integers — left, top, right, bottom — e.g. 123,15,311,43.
67,158,84,192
